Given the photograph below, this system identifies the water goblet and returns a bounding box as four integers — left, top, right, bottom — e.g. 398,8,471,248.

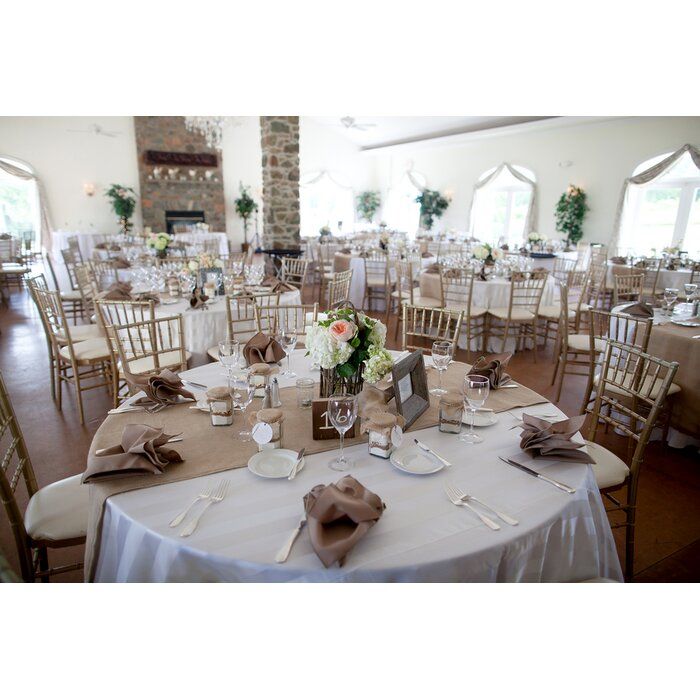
459,374,490,444
230,371,255,441
684,283,697,302
277,327,298,378
429,340,453,396
327,393,358,471
663,287,678,315
218,340,240,379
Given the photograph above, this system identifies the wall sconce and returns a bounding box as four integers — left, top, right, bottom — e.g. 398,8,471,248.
83,182,96,197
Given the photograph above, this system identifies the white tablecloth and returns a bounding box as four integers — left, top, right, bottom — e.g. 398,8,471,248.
527,251,579,272
93,351,622,582
606,262,693,290
154,290,302,366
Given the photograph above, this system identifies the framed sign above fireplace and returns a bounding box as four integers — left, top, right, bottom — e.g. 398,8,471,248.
145,150,218,167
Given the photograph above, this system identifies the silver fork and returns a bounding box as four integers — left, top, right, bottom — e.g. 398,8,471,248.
450,484,518,526
179,480,229,537
444,484,500,531
169,481,218,527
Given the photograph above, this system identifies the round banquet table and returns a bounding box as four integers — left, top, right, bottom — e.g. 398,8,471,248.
607,262,693,290
152,289,301,367
89,350,622,582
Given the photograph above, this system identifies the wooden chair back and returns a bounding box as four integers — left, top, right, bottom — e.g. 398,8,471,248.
441,268,476,313
613,273,645,305
279,257,309,294
508,272,548,315
327,269,353,307
256,303,319,335
402,305,463,353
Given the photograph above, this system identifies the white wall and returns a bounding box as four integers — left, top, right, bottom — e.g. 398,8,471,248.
0,116,141,235
365,116,700,246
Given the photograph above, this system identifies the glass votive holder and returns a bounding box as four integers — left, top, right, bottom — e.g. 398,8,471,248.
206,386,233,426
296,377,315,408
439,392,463,434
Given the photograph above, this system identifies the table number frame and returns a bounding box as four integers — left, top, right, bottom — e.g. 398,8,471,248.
392,350,429,429
312,398,358,440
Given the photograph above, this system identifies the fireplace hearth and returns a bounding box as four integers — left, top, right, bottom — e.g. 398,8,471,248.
165,210,205,235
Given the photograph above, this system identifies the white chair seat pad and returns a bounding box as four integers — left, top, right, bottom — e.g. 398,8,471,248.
124,350,191,375
58,337,111,362
489,307,536,321
366,275,387,286
60,290,82,301
56,324,103,344
567,335,606,352
24,474,89,542
584,441,630,490
538,304,576,320
593,372,681,399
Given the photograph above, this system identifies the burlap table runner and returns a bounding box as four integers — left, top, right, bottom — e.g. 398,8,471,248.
84,360,547,580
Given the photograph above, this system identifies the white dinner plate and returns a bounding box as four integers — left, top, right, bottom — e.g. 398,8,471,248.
159,297,181,305
390,446,445,475
462,410,498,427
672,320,700,327
248,449,305,479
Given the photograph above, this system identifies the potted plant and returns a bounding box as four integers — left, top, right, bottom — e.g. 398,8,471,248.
319,225,332,239
105,184,137,236
555,185,588,250
415,189,450,231
356,190,381,225
234,183,259,253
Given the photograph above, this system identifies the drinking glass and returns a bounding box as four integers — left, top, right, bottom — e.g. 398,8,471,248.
296,377,315,408
277,327,298,377
663,287,678,315
459,374,490,444
430,341,453,396
230,371,255,441
327,393,358,471
684,283,697,302
218,340,240,379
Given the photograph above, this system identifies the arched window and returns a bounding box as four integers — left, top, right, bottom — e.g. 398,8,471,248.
300,170,355,238
469,164,536,246
384,170,426,234
0,157,42,251
617,149,700,256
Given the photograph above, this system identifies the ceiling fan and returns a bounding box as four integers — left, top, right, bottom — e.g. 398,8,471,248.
340,116,376,131
67,123,122,138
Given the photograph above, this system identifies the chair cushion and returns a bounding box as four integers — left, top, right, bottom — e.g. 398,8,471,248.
56,324,103,344
58,337,111,362
24,474,88,542
538,304,575,320
567,335,606,352
489,307,536,321
60,290,82,301
584,441,630,490
366,275,387,286
413,295,442,308
124,350,191,374
593,372,682,400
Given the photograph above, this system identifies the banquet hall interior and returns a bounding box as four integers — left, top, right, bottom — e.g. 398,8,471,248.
1,113,699,584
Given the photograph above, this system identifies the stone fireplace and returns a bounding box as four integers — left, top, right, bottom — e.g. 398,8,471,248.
165,210,205,234
133,116,226,233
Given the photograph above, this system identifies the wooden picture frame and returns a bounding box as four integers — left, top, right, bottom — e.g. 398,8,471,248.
199,267,224,295
391,350,429,429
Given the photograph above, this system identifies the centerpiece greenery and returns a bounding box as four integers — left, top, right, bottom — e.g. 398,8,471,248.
356,190,381,224
105,184,137,236
555,185,588,248
145,232,173,258
234,183,259,251
415,189,450,231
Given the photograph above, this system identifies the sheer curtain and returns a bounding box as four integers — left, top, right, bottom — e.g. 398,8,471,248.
300,170,354,237
384,170,426,233
611,143,700,253
0,157,53,250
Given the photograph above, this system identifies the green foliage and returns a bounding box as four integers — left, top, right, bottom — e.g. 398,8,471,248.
415,189,450,230
356,190,381,223
555,185,588,245
104,184,137,220
234,183,259,244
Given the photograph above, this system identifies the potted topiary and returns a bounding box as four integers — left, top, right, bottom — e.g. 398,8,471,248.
415,189,450,231
555,185,588,250
105,184,137,236
356,191,381,225
234,183,259,253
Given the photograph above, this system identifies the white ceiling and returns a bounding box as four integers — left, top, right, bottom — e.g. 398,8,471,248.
309,116,555,149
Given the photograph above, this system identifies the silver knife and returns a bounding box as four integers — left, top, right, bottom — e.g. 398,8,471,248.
498,456,575,494
414,438,451,467
287,447,306,480
275,515,307,563
182,379,207,390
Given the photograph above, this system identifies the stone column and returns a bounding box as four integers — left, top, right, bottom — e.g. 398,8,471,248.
260,116,300,250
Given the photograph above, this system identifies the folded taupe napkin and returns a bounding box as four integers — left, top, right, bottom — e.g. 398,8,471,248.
98,281,134,301
94,242,107,250
303,476,386,567
621,301,654,318
133,292,161,306
83,424,183,483
112,257,131,269
189,288,209,309
519,414,595,463
443,268,462,279
340,248,353,254
123,368,195,406
610,256,628,264
109,244,122,252
470,353,512,389
421,251,433,258
243,331,285,365
424,263,440,274
262,275,297,293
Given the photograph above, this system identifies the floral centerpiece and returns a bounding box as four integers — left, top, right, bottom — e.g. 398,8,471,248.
527,231,547,250
319,225,332,239
306,306,392,397
146,232,173,258
105,184,137,236
472,243,503,265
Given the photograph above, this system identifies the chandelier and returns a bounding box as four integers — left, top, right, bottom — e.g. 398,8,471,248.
183,116,230,151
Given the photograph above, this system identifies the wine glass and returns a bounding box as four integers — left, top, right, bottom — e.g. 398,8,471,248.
684,283,697,302
218,340,240,379
430,340,453,396
459,374,490,444
663,287,678,315
327,393,358,471
277,327,298,378
230,371,255,441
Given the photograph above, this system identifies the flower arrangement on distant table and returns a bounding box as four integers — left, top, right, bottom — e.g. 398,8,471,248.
472,243,503,264
146,232,173,258
319,225,332,238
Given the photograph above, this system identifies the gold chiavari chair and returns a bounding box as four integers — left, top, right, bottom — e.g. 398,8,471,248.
89,259,120,290
66,235,84,263
363,249,390,312
112,315,188,383
388,260,441,340
441,267,487,358
26,274,58,400
256,303,319,345
637,258,662,302
589,245,607,266
401,305,464,353
426,240,442,257
60,247,82,293
484,272,548,361
74,262,101,319
279,257,310,297
326,269,353,308
551,257,577,284
538,270,590,347
586,260,609,310
0,370,89,582
202,238,220,256
31,287,113,424
583,340,679,580
613,272,645,305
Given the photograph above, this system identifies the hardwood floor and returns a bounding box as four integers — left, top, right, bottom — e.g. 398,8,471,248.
1,272,698,582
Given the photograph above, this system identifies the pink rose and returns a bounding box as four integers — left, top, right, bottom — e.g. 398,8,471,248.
328,319,356,343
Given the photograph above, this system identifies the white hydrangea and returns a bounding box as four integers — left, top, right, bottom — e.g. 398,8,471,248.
473,244,489,261
491,247,504,260
365,317,387,347
305,324,354,369
362,346,394,384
